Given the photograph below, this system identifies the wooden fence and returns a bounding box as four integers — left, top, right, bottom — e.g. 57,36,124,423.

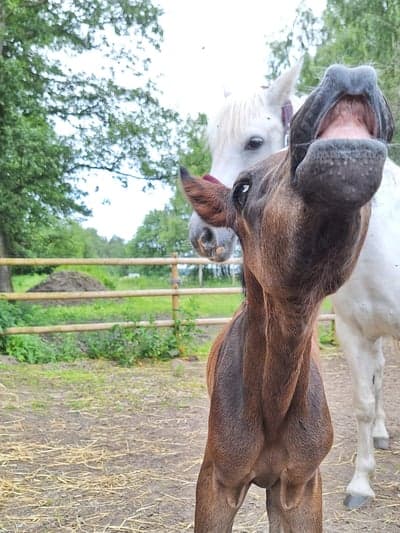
0,256,335,336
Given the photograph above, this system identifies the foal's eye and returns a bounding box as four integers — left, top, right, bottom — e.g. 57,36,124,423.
233,181,250,209
245,136,264,151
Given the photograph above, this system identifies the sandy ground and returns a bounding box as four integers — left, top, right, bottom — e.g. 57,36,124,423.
0,345,399,532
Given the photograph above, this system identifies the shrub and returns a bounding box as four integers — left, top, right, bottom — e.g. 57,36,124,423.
0,299,200,365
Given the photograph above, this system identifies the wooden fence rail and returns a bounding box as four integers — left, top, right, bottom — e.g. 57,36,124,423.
0,257,242,266
0,287,243,301
0,256,335,336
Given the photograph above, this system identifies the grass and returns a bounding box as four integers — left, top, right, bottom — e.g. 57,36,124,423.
11,268,331,326
10,270,243,326
0,357,207,412
12,273,48,292
0,361,104,387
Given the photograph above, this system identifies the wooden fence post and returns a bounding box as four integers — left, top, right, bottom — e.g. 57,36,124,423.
170,253,180,321
198,264,203,287
170,253,183,354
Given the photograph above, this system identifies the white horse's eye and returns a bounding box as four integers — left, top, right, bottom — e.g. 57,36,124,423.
245,136,264,151
241,184,250,193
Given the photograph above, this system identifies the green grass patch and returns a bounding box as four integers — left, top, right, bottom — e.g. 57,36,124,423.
46,367,106,385
30,400,49,410
13,273,48,292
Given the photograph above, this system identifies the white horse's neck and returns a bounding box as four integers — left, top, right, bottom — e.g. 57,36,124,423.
373,158,400,204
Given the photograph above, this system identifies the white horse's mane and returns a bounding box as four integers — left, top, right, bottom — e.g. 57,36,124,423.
207,88,272,153
207,88,306,154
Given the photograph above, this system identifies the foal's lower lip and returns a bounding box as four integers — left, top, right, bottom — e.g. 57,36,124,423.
293,138,387,208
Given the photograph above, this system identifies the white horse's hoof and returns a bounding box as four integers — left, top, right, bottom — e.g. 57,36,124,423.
373,436,389,450
343,493,373,509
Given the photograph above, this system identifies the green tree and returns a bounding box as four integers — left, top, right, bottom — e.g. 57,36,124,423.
106,236,127,258
128,114,211,274
266,4,323,85
26,220,108,259
0,0,178,290
129,189,193,258
179,113,211,176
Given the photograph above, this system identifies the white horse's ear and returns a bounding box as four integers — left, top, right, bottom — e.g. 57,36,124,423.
265,60,303,106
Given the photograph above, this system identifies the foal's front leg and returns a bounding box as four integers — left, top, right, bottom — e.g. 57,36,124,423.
195,455,249,533
266,470,323,532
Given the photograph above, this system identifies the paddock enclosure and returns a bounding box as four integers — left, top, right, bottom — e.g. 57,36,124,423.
0,257,334,336
0,345,399,532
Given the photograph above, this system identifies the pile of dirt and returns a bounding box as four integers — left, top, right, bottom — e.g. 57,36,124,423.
27,270,107,305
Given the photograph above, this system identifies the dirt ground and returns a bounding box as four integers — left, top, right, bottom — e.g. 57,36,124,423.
0,343,399,532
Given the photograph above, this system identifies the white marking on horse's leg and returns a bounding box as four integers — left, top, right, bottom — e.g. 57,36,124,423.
371,338,389,448
334,316,376,499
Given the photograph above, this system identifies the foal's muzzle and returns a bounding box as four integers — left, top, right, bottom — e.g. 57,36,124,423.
290,64,394,177
294,138,387,208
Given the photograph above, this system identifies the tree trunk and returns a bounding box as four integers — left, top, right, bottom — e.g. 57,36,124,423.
0,11,11,293
0,231,13,292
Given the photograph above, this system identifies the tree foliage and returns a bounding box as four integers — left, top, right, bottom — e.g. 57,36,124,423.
27,220,109,259
0,0,178,259
128,114,211,273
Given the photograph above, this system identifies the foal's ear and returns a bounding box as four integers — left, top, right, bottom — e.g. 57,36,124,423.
179,167,231,227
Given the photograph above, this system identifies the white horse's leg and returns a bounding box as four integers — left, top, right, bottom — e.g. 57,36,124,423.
334,316,377,509
371,338,389,450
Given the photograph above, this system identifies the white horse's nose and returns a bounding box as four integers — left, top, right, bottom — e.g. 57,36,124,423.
189,212,237,262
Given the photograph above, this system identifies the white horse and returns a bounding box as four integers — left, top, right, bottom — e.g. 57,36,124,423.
199,64,398,509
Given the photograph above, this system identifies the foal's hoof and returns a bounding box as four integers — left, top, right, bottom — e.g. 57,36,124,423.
343,493,372,509
373,436,389,450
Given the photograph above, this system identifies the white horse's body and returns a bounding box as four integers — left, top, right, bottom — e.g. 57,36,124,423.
333,157,400,506
205,65,399,508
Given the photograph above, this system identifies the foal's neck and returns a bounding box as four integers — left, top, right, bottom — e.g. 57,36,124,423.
244,277,319,431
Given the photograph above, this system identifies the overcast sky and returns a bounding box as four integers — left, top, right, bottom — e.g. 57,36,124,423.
81,0,326,241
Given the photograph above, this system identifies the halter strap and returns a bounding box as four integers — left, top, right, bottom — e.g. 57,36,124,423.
281,100,293,146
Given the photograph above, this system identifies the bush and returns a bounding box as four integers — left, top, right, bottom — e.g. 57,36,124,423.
0,300,200,365
84,303,200,366
84,326,180,366
0,301,57,363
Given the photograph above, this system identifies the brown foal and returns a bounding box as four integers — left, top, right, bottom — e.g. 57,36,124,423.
181,65,393,532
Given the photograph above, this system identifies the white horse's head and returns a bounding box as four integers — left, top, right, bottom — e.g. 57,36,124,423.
189,62,304,262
